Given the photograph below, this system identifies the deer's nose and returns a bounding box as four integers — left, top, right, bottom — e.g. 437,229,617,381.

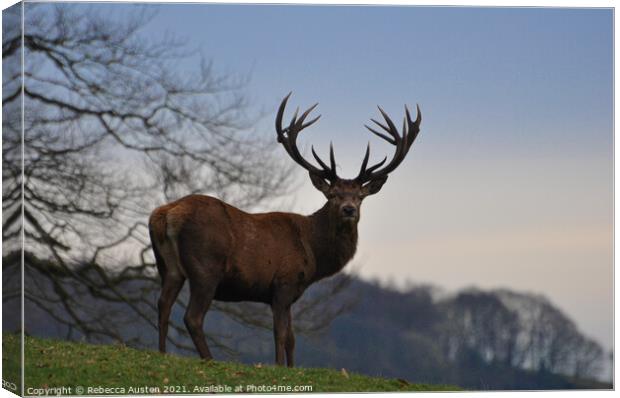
341,205,357,218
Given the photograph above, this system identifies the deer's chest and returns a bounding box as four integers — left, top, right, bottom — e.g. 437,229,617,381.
214,224,314,303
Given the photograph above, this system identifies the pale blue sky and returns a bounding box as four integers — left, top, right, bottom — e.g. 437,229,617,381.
145,5,612,159
34,3,614,371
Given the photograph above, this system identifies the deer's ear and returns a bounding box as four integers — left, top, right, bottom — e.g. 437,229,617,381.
309,172,331,195
361,176,388,197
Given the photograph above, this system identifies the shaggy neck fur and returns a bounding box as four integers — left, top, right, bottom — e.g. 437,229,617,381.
308,202,359,281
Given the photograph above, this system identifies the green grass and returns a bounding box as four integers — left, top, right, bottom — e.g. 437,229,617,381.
2,332,21,395
3,333,459,394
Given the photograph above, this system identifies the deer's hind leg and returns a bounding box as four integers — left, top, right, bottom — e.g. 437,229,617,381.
179,252,222,360
158,274,185,353
153,240,186,353
285,309,295,367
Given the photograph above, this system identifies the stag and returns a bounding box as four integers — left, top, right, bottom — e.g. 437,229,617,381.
149,93,421,366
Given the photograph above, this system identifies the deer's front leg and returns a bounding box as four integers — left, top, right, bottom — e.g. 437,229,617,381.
271,292,292,366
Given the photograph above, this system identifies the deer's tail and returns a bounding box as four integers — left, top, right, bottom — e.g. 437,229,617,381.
149,209,169,284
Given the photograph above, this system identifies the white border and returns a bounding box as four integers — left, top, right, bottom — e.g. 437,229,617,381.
0,2,615,398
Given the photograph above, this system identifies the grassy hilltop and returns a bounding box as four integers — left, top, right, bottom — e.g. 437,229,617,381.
3,333,458,394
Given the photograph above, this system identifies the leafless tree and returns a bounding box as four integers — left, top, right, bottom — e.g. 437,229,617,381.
496,289,603,378
2,3,353,356
438,288,604,379
439,290,520,366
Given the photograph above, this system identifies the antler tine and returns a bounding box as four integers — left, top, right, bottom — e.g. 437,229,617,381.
365,123,397,145
355,104,422,183
357,142,388,178
359,143,370,175
405,104,422,150
364,105,401,145
299,103,319,123
310,142,337,176
311,146,330,171
301,115,321,130
275,93,338,181
275,92,292,143
290,107,300,126
377,106,400,140
365,155,388,174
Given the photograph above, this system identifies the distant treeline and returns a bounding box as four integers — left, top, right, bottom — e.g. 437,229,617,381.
290,277,608,389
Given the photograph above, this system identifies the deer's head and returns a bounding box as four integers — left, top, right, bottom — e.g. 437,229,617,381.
276,93,422,225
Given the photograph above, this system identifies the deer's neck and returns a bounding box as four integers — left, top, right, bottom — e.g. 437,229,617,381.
308,203,358,281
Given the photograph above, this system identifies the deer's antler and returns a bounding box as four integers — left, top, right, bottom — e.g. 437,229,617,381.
355,104,421,183
276,93,338,181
